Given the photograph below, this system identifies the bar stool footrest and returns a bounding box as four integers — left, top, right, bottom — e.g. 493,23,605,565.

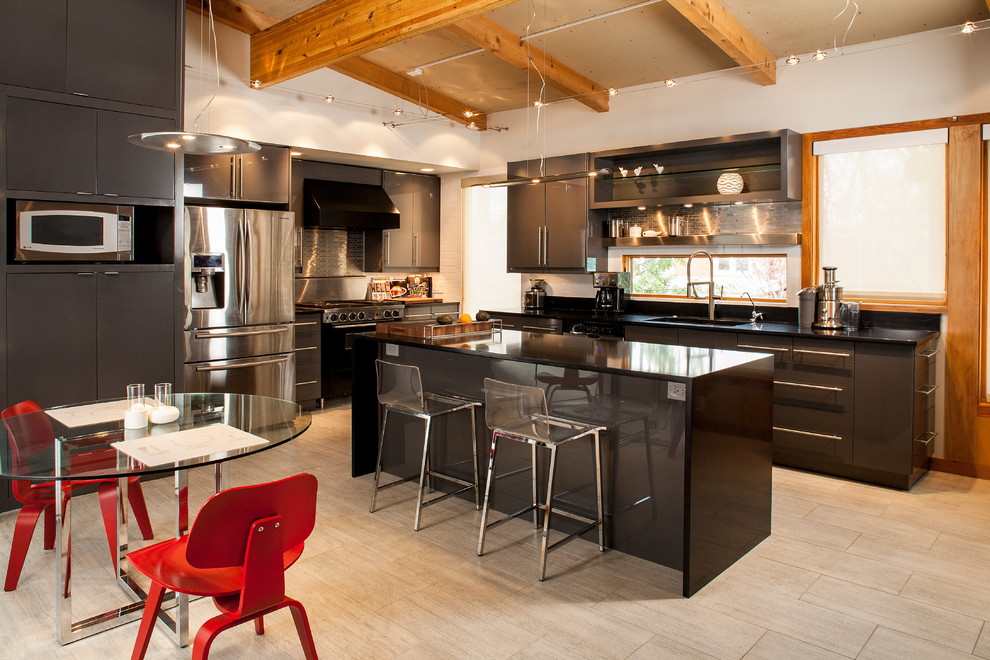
546,520,602,554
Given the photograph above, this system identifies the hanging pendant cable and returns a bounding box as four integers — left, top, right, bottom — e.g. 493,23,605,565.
831,0,859,54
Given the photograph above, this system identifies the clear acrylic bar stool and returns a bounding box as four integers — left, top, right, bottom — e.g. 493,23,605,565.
370,360,481,531
477,377,607,580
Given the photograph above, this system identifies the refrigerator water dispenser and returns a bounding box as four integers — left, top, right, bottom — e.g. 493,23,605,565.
191,253,224,309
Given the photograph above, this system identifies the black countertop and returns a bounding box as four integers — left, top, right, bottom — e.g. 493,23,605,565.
359,328,770,382
481,305,939,345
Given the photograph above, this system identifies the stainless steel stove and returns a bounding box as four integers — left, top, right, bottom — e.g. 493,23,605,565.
295,300,405,325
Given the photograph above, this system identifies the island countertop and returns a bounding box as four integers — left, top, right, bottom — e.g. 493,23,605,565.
363,327,771,382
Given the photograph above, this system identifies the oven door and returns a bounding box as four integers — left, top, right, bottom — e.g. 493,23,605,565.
184,353,295,401
323,323,377,399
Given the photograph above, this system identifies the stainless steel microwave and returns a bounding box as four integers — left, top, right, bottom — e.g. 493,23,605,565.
15,200,134,262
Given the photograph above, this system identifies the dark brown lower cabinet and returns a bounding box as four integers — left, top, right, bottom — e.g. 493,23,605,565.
6,270,174,408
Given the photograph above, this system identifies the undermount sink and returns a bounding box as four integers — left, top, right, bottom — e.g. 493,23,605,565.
646,316,751,327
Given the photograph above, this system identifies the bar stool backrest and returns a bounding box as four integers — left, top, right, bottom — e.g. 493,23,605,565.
483,378,550,442
376,360,426,414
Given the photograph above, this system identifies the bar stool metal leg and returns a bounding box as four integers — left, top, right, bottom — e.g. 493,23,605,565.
414,418,434,531
370,408,390,513
477,432,500,556
593,431,605,551
531,442,539,529
470,407,480,510
539,444,559,581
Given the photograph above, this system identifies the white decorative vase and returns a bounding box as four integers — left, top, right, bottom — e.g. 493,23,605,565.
716,172,744,195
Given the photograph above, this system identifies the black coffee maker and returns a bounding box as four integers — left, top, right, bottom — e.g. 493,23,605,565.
592,272,631,312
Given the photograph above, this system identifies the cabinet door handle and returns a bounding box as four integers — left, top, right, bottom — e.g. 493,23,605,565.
104,192,119,197
793,348,851,358
413,233,418,267
76,272,96,277
104,271,119,276
915,384,938,395
544,226,549,265
385,231,391,266
774,380,844,393
738,344,789,353
915,431,937,446
537,227,543,265
294,321,319,327
76,191,93,196
917,348,939,358
773,426,842,441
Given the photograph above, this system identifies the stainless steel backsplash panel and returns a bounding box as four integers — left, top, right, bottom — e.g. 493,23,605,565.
300,227,365,277
295,277,369,303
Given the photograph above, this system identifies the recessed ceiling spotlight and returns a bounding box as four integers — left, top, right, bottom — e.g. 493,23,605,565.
250,80,261,89
813,49,827,61
533,100,544,108
324,95,334,103
464,110,475,118
420,168,435,172
393,108,403,116
290,151,302,157
608,87,618,96
785,55,800,65
683,203,693,208
734,201,744,205
664,78,677,88
637,206,646,211
961,20,977,34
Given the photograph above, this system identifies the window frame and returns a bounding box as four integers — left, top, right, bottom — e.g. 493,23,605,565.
621,252,788,303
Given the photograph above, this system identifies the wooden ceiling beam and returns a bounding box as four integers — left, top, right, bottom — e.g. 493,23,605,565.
188,0,485,129
330,58,487,129
185,0,276,33
447,15,609,113
666,0,776,86
250,0,518,88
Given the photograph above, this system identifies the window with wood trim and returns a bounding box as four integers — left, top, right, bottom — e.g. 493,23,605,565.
622,254,786,302
809,130,947,306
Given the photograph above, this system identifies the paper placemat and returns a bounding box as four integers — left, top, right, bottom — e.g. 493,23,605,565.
111,423,268,466
47,398,157,428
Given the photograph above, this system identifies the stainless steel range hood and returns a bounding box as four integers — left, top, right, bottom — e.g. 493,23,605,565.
303,179,400,229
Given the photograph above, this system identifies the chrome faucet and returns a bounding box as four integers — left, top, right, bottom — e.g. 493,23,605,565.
743,292,763,323
687,250,722,320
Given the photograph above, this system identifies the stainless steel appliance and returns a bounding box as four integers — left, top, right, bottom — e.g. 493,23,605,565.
813,266,844,330
15,200,133,262
524,279,547,310
183,206,296,400
592,272,631,312
294,300,405,399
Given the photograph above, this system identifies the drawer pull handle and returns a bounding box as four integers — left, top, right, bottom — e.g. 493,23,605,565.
295,380,318,386
915,384,938,395
915,431,937,446
738,344,789,353
774,380,844,393
773,426,842,441
917,349,939,358
793,348,851,358
295,346,318,351
194,326,290,339
294,321,319,327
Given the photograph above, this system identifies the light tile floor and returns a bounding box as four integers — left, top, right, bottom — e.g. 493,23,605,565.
3,400,990,658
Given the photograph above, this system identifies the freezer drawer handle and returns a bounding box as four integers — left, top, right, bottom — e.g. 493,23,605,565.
738,344,789,353
195,356,290,372
914,431,938,446
915,384,939,395
296,380,318,386
774,380,843,393
194,326,290,339
294,346,318,351
793,348,851,358
294,321,319,327
773,426,842,441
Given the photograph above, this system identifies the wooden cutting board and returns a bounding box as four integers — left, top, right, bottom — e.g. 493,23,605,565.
377,319,493,338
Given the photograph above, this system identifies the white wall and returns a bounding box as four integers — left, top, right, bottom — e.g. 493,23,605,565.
470,28,990,304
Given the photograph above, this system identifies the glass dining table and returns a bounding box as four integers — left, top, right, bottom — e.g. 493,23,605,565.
0,392,312,646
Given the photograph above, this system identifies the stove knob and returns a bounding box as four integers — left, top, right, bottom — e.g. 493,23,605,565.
328,313,338,322
357,311,366,320
347,312,357,321
383,309,393,318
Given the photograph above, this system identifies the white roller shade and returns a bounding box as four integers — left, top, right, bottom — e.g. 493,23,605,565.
813,128,948,155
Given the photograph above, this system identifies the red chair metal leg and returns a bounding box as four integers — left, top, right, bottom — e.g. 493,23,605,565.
130,581,167,660
127,479,155,540
4,503,46,591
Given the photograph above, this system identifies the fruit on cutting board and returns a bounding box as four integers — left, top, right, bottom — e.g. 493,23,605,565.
435,314,453,325
459,313,472,323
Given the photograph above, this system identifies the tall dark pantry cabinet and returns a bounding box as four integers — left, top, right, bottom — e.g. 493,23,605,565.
0,0,185,511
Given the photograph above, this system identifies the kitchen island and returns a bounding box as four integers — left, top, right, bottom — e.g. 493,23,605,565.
352,329,773,596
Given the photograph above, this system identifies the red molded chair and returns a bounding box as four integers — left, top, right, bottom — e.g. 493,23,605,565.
127,473,319,660
1,401,155,591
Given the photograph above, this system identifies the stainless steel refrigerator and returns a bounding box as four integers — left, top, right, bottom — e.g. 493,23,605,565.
183,206,295,400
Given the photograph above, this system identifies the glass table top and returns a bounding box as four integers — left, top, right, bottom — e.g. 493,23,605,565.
0,393,312,481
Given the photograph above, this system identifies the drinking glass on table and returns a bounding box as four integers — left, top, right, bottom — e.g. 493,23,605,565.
154,383,173,407
126,384,146,411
